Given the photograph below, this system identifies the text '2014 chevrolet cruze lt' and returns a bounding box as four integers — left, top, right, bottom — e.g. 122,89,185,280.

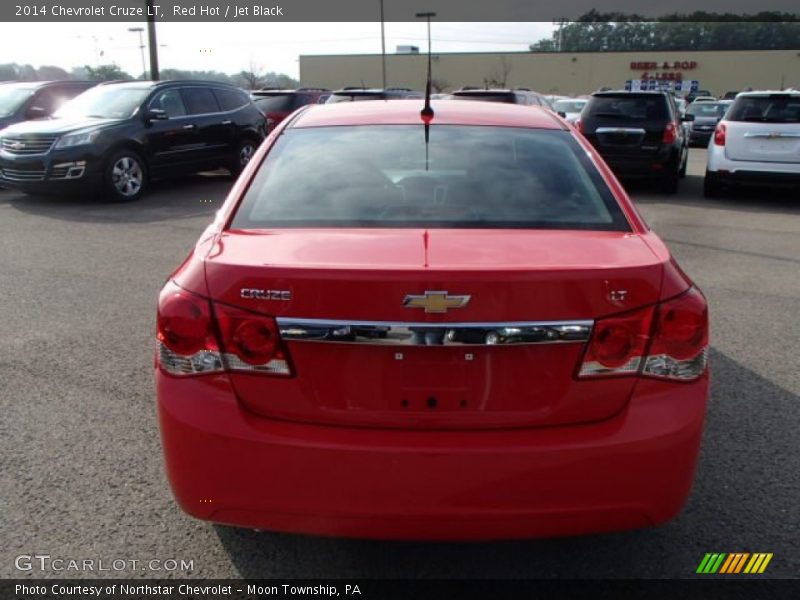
155,99,709,540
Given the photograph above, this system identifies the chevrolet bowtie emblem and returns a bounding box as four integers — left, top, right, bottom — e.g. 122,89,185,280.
403,291,471,314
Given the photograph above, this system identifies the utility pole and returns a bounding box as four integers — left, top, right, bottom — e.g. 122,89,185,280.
128,27,146,79
146,0,160,80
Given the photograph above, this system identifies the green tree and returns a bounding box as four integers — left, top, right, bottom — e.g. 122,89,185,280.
529,11,800,52
84,64,132,81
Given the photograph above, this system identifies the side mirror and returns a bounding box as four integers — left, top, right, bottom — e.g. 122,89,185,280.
681,113,695,122
145,108,168,121
26,106,48,119
557,111,567,118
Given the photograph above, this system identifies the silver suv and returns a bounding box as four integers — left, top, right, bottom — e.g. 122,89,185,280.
705,90,800,197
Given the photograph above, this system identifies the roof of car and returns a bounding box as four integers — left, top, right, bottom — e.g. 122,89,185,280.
100,79,242,90
0,80,94,89
290,99,563,130
736,90,800,97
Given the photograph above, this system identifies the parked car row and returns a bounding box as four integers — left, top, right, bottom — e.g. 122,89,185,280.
1,78,797,201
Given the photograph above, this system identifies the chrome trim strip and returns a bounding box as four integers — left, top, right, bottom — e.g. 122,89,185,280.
276,318,593,346
743,132,800,138
596,127,647,135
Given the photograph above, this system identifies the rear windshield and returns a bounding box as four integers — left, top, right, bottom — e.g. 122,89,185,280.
231,125,629,231
586,95,668,120
686,102,729,118
553,99,587,113
451,92,516,104
253,95,295,112
327,93,386,103
727,96,800,123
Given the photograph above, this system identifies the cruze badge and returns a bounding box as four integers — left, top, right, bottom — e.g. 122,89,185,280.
241,288,292,301
403,291,471,314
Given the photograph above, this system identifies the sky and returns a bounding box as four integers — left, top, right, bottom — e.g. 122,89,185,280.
0,22,556,79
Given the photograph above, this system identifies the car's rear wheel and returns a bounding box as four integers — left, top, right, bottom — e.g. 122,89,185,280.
104,150,147,202
703,170,723,198
230,138,257,177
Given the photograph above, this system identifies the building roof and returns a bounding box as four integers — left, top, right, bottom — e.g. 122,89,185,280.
290,99,564,129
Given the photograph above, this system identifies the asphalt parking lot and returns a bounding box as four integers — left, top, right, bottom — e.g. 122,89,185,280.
1,149,798,579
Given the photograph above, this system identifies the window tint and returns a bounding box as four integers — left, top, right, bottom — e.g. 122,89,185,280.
232,126,629,231
686,102,728,118
150,89,187,117
181,87,220,115
554,100,587,113
587,95,668,120
214,87,248,111
727,95,800,123
253,94,295,112
451,92,516,104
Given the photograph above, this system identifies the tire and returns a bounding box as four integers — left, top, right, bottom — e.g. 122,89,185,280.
229,138,258,177
103,150,147,202
703,170,723,198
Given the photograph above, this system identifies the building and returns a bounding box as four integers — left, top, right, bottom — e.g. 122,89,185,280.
300,49,800,96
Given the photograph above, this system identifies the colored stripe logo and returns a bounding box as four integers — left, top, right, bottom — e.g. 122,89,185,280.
696,553,773,574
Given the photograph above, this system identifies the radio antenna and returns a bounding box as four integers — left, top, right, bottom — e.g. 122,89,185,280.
416,12,436,118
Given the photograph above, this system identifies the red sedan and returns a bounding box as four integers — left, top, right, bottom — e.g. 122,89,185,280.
155,100,709,540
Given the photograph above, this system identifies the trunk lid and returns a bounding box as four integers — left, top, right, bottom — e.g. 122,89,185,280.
205,229,665,429
724,121,800,163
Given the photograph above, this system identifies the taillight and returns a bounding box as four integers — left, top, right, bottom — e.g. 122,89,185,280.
578,287,708,381
212,302,292,376
642,287,709,380
713,122,726,146
578,306,654,378
662,121,678,144
156,281,223,376
155,280,292,377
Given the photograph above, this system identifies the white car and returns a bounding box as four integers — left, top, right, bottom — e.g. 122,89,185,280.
705,90,800,197
552,98,588,124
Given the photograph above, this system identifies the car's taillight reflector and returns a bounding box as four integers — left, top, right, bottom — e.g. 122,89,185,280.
212,302,292,376
578,287,708,381
156,281,224,376
642,287,709,380
155,281,293,377
714,122,726,146
578,306,654,378
662,121,678,144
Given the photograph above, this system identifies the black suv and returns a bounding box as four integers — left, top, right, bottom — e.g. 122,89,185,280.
579,90,692,193
0,80,96,132
0,80,266,201
450,88,553,108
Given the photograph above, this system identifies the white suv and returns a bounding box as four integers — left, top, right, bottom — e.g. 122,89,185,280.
705,90,800,197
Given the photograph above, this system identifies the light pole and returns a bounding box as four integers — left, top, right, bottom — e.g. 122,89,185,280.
146,0,160,80
379,0,387,89
128,27,146,79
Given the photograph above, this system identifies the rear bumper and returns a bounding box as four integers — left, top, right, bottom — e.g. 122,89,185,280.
689,130,713,145
707,145,800,188
156,371,709,540
597,149,678,179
